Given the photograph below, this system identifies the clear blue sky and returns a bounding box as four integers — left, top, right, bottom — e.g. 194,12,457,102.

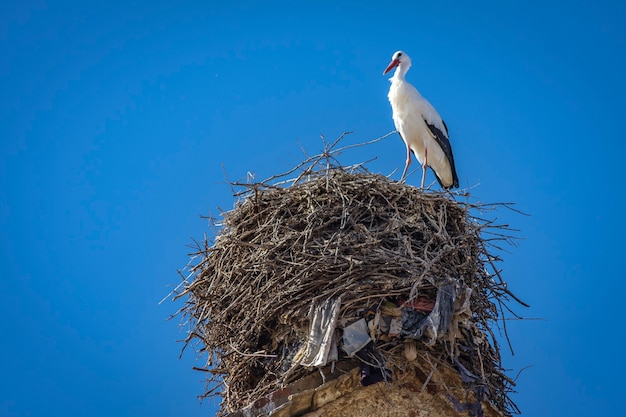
1,1,624,416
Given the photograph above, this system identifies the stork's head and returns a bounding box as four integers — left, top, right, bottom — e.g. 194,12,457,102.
383,50,411,75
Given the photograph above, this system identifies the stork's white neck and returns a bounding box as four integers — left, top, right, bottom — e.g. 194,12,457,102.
391,63,410,83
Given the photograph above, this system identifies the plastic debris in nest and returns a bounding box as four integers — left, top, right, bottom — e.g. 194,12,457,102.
171,133,528,416
292,297,341,368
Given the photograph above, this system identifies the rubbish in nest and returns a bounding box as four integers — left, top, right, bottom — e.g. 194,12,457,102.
453,357,482,383
401,282,457,345
378,315,391,337
403,296,435,313
341,318,371,357
389,316,403,337
296,296,342,367
359,363,386,386
374,300,401,341
448,395,485,417
356,342,392,386
367,310,380,340
403,340,418,362
380,299,402,317
401,308,429,337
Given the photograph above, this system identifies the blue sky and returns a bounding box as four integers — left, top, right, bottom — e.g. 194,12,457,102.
1,1,625,416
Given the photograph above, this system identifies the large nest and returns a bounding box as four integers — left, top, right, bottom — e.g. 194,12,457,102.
173,134,526,416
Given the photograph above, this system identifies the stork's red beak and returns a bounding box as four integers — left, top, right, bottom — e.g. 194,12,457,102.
383,59,400,75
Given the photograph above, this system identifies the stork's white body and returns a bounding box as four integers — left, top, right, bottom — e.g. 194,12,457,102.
384,51,459,189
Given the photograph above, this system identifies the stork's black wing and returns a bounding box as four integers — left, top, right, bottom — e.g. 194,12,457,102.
424,118,459,189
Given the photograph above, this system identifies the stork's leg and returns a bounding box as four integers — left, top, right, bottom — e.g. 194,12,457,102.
421,148,428,189
401,145,412,182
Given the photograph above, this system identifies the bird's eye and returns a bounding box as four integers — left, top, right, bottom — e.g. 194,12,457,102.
397,53,402,57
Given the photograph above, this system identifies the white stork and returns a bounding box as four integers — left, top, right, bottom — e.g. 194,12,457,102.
383,51,459,189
